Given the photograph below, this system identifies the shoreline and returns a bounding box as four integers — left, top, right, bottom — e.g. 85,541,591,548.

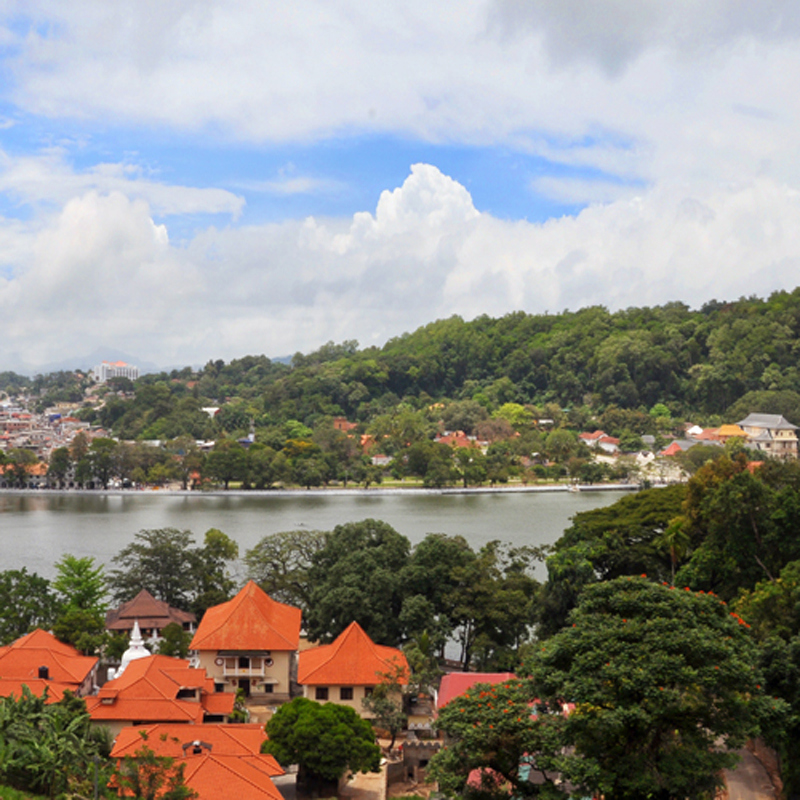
0,482,647,499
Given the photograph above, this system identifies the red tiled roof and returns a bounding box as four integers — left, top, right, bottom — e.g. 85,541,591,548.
661,442,683,457
106,589,196,632
437,672,517,709
111,724,280,771
181,753,284,800
0,678,70,704
298,622,409,686
0,629,97,689
190,582,301,652
579,430,607,441
85,655,233,724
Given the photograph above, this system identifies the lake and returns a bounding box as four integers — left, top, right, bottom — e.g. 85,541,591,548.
0,488,632,579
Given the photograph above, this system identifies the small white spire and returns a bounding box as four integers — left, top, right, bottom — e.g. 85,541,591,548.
117,619,151,677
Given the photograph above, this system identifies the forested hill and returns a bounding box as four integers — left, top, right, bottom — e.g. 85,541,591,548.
10,287,800,436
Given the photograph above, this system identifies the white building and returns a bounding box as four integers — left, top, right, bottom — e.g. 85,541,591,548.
94,360,139,383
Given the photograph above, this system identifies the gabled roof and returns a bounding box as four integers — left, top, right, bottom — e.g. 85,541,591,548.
0,628,97,688
298,622,409,686
181,753,284,800
437,672,517,709
85,655,234,724
717,424,747,438
579,430,607,441
737,413,798,431
0,678,70,704
111,723,280,768
190,582,301,652
106,589,196,632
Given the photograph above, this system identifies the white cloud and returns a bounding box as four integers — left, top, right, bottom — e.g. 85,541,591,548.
0,149,245,217
2,165,800,367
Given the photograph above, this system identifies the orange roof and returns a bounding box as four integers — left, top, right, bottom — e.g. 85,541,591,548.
717,424,747,439
181,753,284,800
190,582,301,652
437,672,517,709
0,629,97,689
298,622,409,686
111,724,281,771
0,678,70,704
86,655,233,725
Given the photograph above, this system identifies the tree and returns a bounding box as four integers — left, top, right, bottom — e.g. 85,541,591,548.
108,528,199,609
113,738,197,800
244,529,326,614
0,686,111,799
5,448,38,487
264,697,380,796
156,622,194,658
531,577,777,800
191,527,239,617
204,439,248,489
53,553,107,615
87,436,118,488
47,446,72,487
305,520,411,644
0,568,59,644
361,662,408,751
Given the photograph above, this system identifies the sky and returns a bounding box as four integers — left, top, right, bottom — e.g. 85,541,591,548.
1,1,800,372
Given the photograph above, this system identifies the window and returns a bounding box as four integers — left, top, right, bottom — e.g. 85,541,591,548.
238,656,250,669
315,687,329,701
340,687,353,701
263,684,274,694
364,686,374,697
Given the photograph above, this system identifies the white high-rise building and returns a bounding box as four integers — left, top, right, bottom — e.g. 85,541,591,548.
94,360,140,383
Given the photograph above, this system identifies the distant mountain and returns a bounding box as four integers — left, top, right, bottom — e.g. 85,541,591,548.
23,348,162,377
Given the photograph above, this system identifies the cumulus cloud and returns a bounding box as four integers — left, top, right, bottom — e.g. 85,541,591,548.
2,164,800,368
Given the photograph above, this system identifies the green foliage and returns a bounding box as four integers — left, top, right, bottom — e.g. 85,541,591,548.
361,663,408,751
244,529,326,614
0,569,59,645
108,527,238,613
264,697,380,786
113,737,197,800
435,577,781,800
532,577,781,800
156,622,194,658
53,554,107,615
0,687,111,799
306,520,411,644
536,485,687,637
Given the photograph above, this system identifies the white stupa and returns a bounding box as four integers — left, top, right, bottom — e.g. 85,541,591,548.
115,620,151,678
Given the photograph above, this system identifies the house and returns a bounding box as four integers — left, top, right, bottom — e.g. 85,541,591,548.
106,589,196,644
716,424,748,442
0,628,98,701
436,672,517,711
85,654,234,737
579,430,607,446
737,413,799,460
190,581,301,701
297,621,408,719
110,724,284,800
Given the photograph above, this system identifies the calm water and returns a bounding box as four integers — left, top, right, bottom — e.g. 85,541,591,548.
0,489,630,579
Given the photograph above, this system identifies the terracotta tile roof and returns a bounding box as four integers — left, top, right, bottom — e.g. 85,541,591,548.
111,723,281,772
0,629,97,689
298,622,409,686
437,672,517,709
85,655,233,724
190,582,301,652
579,430,607,441
181,753,284,800
0,678,70,703
106,589,196,632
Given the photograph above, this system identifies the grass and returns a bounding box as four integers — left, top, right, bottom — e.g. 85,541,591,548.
0,786,46,799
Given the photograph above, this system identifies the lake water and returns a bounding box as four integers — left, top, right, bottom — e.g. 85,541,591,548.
0,488,631,579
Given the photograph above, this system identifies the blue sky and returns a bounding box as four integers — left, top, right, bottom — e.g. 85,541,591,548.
0,1,799,371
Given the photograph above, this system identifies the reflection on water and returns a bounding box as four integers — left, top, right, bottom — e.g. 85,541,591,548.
0,489,630,578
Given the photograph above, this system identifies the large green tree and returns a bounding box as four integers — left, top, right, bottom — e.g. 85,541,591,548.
264,697,380,796
305,519,411,644
0,569,59,644
434,577,780,800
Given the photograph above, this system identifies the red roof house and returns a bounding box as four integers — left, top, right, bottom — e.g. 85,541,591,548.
0,629,98,700
85,655,234,738
436,672,517,710
298,622,408,718
190,581,302,702
106,589,196,641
